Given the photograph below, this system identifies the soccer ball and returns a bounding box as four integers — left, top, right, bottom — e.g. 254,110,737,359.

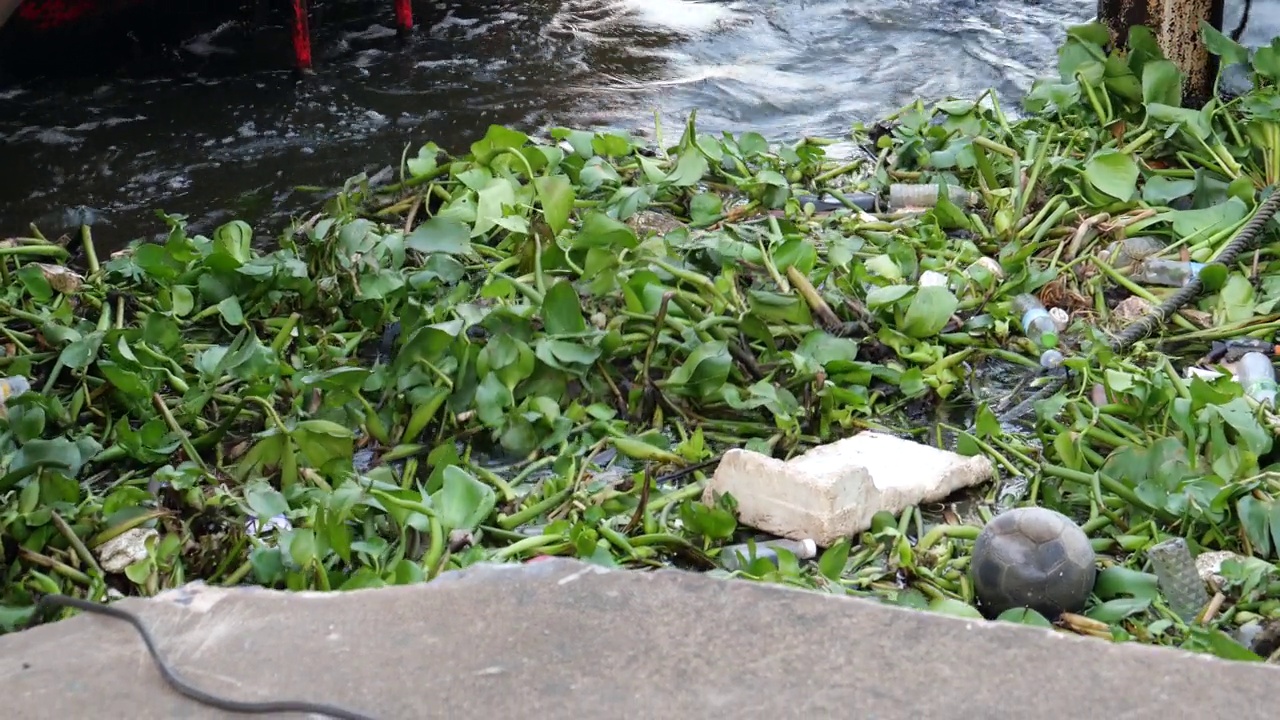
970,507,1097,618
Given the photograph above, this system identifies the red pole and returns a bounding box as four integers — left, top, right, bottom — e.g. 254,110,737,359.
394,0,413,33
290,0,313,72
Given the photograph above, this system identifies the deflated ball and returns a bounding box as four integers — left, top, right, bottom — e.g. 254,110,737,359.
970,507,1097,618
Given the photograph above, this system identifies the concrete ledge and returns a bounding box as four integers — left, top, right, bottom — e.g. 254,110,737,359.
0,559,1273,719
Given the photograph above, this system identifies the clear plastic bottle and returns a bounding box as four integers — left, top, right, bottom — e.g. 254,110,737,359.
1039,349,1065,369
1100,236,1166,269
1128,259,1206,287
888,183,974,209
0,376,30,403
1011,294,1059,349
719,538,817,572
1236,352,1277,408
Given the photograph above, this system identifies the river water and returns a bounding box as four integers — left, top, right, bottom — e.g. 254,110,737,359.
0,0,1263,247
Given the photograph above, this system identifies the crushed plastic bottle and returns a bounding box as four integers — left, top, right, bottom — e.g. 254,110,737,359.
1099,236,1166,269
1147,537,1209,622
0,376,30,404
994,475,1029,512
1011,294,1059,349
719,538,817,572
1128,258,1206,287
887,183,975,210
1236,352,1277,408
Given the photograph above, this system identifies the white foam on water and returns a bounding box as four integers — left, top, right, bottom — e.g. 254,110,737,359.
548,0,747,39
615,0,745,34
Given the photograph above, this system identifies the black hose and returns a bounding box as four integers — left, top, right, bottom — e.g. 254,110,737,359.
993,187,1280,426
33,594,379,719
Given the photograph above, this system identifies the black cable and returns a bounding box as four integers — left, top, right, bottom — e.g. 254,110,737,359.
992,187,1280,426
1232,0,1252,42
34,594,379,720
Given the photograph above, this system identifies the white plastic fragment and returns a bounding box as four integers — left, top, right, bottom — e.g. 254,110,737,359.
97,528,158,574
918,270,949,288
704,431,996,547
1185,366,1227,382
967,256,1004,280
247,514,293,537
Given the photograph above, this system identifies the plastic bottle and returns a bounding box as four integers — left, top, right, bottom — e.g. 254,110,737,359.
0,376,30,403
719,538,817,572
887,183,974,210
1147,537,1209,623
1128,259,1206,287
1039,349,1065,369
1100,236,1166,269
994,476,1029,512
1011,294,1059,349
1236,352,1278,408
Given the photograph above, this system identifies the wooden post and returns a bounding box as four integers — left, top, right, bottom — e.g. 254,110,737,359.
1096,0,1225,104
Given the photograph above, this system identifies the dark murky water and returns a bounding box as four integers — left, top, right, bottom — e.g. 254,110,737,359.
0,0,1265,248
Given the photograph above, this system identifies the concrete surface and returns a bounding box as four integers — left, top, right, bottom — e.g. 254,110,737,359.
707,431,994,546
0,558,1274,719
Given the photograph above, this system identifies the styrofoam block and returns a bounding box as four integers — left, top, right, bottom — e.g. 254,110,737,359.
703,431,996,547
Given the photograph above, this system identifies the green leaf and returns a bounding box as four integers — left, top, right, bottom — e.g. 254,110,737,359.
1253,38,1280,81
1141,59,1181,107
406,216,472,255
212,220,253,266
170,286,194,317
292,420,355,472
665,341,732,398
1238,496,1273,558
681,501,737,541
1185,626,1265,662
689,193,723,225
534,175,575,236
471,125,529,158
1084,150,1139,201
541,280,587,335
58,331,103,372
473,177,518,237
929,597,984,619
1200,20,1251,67
665,150,709,187
572,211,638,250
407,143,440,177
901,286,958,338
1142,176,1195,204
996,607,1053,627
287,528,318,569
866,285,913,308
245,482,290,519
432,465,497,533
217,296,244,326
1168,198,1248,238
864,254,904,282
16,265,53,302
818,539,850,581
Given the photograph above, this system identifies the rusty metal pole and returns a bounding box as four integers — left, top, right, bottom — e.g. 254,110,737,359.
394,0,413,34
1096,0,1225,104
290,0,314,74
